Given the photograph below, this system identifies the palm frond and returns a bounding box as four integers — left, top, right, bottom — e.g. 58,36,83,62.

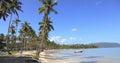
38,6,45,14
50,8,57,14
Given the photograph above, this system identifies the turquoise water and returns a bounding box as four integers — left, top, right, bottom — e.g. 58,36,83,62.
39,47,120,63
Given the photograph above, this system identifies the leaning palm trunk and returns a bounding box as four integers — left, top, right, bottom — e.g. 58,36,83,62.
14,19,20,51
6,14,12,54
37,32,45,56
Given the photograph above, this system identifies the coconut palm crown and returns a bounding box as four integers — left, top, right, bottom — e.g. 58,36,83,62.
0,0,23,21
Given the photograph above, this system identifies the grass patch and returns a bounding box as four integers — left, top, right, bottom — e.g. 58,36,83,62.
0,51,18,57
0,54,12,57
32,54,39,60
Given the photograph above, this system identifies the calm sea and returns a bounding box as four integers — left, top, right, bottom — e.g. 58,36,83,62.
39,47,120,63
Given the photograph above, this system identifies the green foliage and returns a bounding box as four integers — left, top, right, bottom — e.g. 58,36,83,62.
0,33,5,49
0,0,23,21
43,40,98,49
9,25,16,35
0,54,11,57
19,21,36,38
38,0,57,15
0,43,6,49
19,21,37,50
59,44,98,49
0,33,4,42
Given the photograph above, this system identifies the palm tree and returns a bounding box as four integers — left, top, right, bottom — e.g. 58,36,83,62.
19,21,36,50
25,24,36,50
39,18,54,37
12,18,21,50
0,0,23,53
39,17,54,48
9,25,16,51
37,0,58,55
13,18,21,29
19,21,30,50
6,0,22,39
38,0,57,17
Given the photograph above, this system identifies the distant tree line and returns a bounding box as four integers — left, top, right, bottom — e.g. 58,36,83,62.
0,33,97,50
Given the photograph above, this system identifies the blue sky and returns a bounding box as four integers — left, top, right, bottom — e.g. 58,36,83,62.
0,0,120,44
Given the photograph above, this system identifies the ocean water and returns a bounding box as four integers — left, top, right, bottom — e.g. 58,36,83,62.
39,47,120,63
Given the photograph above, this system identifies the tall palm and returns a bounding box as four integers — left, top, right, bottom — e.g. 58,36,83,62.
0,0,23,53
19,21,36,50
9,25,16,51
28,27,36,50
39,18,54,32
13,18,21,29
12,18,21,50
19,21,30,50
9,25,15,37
25,24,36,50
38,0,57,55
7,0,22,38
38,17,54,52
39,17,54,40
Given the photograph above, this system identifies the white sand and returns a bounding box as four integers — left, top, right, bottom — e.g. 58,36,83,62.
15,50,36,57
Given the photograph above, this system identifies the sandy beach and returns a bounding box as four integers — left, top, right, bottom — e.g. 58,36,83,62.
0,48,120,63
15,50,37,57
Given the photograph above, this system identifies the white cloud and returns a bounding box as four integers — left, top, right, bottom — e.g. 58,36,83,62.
50,36,67,43
50,36,83,44
72,28,77,32
69,37,76,41
50,36,61,42
60,39,67,43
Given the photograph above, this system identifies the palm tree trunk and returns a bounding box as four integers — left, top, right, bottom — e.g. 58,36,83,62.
37,32,45,56
23,36,26,50
14,26,18,51
6,14,12,54
11,35,14,51
37,16,48,56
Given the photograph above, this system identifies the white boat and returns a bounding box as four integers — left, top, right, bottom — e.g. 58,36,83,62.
74,50,83,53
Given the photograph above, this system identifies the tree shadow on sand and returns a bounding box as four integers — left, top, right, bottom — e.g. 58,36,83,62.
0,56,40,63
81,61,97,63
